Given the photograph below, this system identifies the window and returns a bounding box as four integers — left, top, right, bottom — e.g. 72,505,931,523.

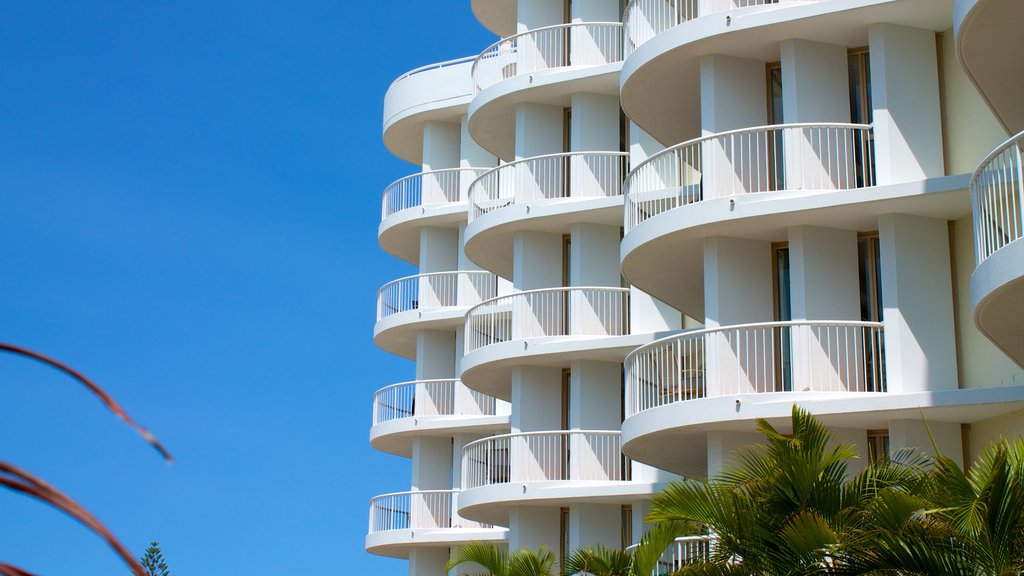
857,234,883,322
766,62,785,190
766,61,784,125
772,243,793,392
560,507,570,570
867,429,890,463
621,505,633,548
848,49,872,125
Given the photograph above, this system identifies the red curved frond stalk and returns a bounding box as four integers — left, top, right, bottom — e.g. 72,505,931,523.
0,562,37,576
0,343,171,462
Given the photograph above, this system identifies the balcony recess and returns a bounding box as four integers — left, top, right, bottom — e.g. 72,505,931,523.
472,22,623,93
625,123,875,232
625,321,886,418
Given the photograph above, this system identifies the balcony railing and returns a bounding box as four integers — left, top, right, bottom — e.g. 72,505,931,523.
368,490,492,533
377,271,498,321
625,321,886,417
382,167,489,221
462,430,628,489
972,130,1024,265
624,123,874,231
623,0,817,55
472,22,623,93
626,535,716,574
465,287,630,353
372,379,500,425
469,151,629,221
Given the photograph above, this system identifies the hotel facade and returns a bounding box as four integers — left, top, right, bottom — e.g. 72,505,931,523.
368,0,1024,573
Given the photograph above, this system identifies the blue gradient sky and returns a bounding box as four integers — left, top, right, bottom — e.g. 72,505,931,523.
0,2,495,573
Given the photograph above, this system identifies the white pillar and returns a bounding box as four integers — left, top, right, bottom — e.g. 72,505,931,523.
569,504,622,551
707,431,762,478
780,39,850,123
513,231,563,290
408,548,449,576
411,436,453,491
890,419,964,468
788,226,860,321
570,224,619,287
419,227,459,273
416,330,456,380
570,0,618,22
703,237,774,327
460,115,497,203
422,121,461,172
509,508,561,552
569,360,620,430
570,93,620,152
868,23,944,184
878,214,958,393
511,366,563,432
700,54,766,134
517,0,563,32
516,102,565,160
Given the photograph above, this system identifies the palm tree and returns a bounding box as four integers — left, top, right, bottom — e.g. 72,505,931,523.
645,406,931,576
447,541,558,576
562,521,691,576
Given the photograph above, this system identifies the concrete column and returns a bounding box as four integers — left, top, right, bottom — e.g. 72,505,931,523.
513,230,563,290
868,23,944,184
408,548,449,576
411,436,453,491
509,508,561,553
511,366,563,432
460,115,497,203
517,0,563,31
703,237,773,327
416,330,456,380
780,39,850,123
788,226,860,320
570,224,619,287
707,431,762,478
419,227,459,274
570,93,620,152
631,499,651,544
878,214,958,393
422,121,461,172
568,360,620,430
570,0,618,22
569,504,622,551
890,419,964,468
700,55,769,198
515,102,565,160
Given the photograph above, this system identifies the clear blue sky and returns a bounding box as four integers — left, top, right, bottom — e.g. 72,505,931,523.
0,2,495,573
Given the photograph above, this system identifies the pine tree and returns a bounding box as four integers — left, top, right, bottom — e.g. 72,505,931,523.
140,542,171,576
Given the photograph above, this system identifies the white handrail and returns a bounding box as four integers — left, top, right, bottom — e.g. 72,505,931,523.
625,320,886,417
377,271,498,321
472,22,623,92
390,55,477,85
972,130,1024,264
622,0,818,55
624,123,874,231
625,535,717,573
465,287,631,353
462,430,628,489
382,167,490,220
468,151,629,222
372,379,499,425
367,490,492,533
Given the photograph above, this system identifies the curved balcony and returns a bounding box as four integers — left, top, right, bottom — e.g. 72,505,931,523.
458,430,659,523
626,536,715,573
954,0,1024,135
366,490,506,558
465,152,629,277
462,287,639,398
374,271,498,359
971,131,1024,367
371,379,509,457
472,22,623,93
625,123,875,232
383,56,475,164
622,320,888,473
380,167,488,265
623,0,816,55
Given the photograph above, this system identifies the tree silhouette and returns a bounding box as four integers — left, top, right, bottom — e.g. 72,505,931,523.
140,542,171,576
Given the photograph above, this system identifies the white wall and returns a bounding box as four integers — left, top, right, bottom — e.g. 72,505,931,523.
416,330,456,380
890,419,963,468
409,548,449,576
509,508,561,552
879,214,958,393
700,54,767,133
703,237,774,327
411,436,453,490
780,39,850,123
570,93,620,152
869,23,944,184
516,102,565,160
569,504,621,551
511,366,563,432
422,120,461,171
788,226,860,321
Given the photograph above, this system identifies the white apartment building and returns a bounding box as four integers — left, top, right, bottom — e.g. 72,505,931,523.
368,0,1024,574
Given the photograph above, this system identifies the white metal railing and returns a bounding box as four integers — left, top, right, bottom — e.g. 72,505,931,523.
462,430,628,489
972,130,1024,264
624,123,874,231
377,271,498,321
626,536,717,575
372,379,499,425
472,22,623,92
465,287,630,353
625,321,886,417
367,490,492,533
469,152,629,221
623,0,817,55
382,167,490,220
390,55,476,85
